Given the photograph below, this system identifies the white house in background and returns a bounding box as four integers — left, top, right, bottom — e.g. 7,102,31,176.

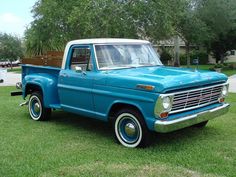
225,50,236,63
154,37,236,64
208,50,236,64
154,37,192,54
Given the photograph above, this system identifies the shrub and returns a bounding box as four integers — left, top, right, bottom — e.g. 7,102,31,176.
180,50,208,65
160,48,172,65
228,63,236,69
214,63,224,68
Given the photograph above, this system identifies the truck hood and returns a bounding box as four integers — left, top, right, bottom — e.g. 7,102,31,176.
105,66,228,93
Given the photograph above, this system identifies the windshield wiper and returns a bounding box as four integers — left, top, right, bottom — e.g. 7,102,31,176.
138,63,162,67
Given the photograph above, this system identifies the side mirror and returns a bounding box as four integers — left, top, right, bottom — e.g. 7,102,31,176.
75,66,82,72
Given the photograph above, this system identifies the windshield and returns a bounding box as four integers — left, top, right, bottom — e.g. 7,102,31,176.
95,44,162,70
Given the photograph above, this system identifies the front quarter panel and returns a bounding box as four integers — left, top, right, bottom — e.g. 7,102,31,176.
93,72,159,130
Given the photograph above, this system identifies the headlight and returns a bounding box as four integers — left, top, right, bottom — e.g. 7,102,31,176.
163,96,171,110
222,85,228,97
154,94,173,118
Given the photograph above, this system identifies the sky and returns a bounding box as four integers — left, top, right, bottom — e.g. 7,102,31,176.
0,0,37,37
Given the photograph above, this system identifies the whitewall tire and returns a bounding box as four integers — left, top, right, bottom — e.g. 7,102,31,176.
113,109,151,148
28,92,51,121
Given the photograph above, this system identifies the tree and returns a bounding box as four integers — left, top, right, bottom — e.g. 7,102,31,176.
135,0,202,66
25,0,139,55
0,33,23,68
25,0,187,56
197,0,236,63
176,2,210,67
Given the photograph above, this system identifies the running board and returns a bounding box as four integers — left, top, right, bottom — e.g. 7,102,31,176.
11,91,23,96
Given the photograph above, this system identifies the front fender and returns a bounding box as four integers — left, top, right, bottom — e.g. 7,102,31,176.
23,73,59,107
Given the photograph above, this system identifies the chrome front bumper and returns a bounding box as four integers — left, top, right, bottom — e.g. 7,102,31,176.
154,103,230,133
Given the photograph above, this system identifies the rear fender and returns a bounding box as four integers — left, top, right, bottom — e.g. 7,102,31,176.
23,74,59,107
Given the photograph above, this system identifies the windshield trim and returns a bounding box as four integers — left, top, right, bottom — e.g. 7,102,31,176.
93,43,163,71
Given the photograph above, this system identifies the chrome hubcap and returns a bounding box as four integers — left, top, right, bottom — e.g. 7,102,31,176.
124,123,136,137
29,96,42,119
118,115,140,144
34,103,40,114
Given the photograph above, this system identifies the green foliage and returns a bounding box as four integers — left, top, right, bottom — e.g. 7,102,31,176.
24,0,236,62
228,63,236,69
25,0,139,55
180,50,208,65
0,33,23,61
196,0,236,63
25,0,189,55
160,47,172,65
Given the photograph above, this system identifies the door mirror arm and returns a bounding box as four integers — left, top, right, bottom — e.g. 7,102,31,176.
75,66,86,75
75,66,82,72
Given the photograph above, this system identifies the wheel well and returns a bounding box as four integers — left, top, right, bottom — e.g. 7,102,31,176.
25,84,43,96
108,103,143,121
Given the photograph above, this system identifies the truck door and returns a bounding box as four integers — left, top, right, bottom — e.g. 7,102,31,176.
58,45,96,116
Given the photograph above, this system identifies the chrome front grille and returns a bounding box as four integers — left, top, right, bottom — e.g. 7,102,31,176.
170,84,223,114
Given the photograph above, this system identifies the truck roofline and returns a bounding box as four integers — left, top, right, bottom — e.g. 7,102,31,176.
62,38,150,69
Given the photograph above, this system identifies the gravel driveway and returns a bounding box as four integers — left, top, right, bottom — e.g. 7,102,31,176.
0,71,21,87
228,75,236,93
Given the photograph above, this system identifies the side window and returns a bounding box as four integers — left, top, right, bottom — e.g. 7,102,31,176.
70,48,93,71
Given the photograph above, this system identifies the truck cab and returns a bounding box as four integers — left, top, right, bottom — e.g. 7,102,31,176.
16,39,229,148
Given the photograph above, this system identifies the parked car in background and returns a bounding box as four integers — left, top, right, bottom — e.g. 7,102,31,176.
12,38,230,148
12,59,21,67
0,60,10,68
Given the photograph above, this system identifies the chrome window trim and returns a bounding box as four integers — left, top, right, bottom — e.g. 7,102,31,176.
92,44,100,71
93,43,163,71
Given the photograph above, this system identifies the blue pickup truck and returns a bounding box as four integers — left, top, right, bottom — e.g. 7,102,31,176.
13,39,229,148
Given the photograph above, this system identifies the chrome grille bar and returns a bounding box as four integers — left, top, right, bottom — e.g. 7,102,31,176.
170,83,225,114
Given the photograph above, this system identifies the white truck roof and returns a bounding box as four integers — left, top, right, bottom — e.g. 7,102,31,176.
62,38,150,69
67,38,150,45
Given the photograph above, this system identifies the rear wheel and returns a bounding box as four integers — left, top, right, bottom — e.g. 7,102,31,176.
28,91,51,121
113,108,151,148
193,121,208,128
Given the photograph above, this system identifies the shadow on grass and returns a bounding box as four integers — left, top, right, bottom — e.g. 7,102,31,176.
50,110,112,138
42,110,221,148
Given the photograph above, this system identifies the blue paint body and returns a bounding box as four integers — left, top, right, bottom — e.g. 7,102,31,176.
21,44,228,132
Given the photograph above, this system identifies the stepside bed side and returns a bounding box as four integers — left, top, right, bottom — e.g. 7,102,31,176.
22,65,61,108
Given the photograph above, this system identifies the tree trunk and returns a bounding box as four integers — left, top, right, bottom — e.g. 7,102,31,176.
220,54,224,64
186,43,190,68
174,35,180,67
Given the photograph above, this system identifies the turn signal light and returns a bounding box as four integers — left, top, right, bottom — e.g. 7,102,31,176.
136,84,155,91
160,112,169,119
219,97,225,103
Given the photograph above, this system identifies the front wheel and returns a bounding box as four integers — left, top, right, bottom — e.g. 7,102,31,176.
113,109,151,148
28,91,51,121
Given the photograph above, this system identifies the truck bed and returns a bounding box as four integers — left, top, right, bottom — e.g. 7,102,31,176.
22,64,61,108
22,51,63,68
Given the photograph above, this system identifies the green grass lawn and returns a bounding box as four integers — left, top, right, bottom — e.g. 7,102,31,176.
182,65,236,76
7,67,22,74
0,87,236,177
